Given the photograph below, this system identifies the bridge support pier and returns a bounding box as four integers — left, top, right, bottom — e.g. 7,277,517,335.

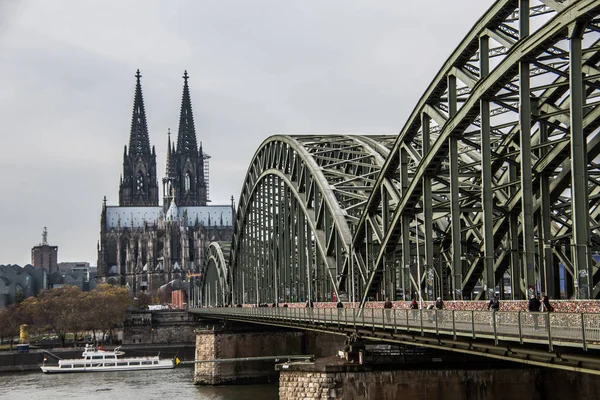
278,363,600,400
193,325,304,385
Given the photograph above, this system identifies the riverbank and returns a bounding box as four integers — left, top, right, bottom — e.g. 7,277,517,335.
0,343,195,373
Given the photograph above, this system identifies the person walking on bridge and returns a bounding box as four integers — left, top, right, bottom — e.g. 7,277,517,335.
541,295,554,313
383,297,393,322
306,299,314,321
410,298,419,322
488,294,500,327
435,297,444,324
336,299,344,321
528,294,541,331
540,295,554,331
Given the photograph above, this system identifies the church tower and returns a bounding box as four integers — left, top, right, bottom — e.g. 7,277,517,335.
119,69,159,206
169,70,207,206
162,128,177,211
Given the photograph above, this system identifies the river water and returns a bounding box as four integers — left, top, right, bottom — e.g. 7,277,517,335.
0,367,279,400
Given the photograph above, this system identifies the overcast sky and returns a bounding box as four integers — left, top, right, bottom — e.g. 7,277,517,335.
0,0,493,266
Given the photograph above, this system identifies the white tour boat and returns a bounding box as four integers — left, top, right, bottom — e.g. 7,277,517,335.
40,344,177,374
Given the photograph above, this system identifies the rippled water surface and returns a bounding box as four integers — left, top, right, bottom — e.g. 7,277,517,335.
0,367,279,400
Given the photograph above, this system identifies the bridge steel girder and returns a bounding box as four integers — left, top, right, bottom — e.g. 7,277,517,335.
200,241,230,306
230,135,396,305
355,0,600,306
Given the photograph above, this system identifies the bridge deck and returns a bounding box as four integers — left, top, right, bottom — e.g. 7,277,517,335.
191,307,600,374
193,307,600,350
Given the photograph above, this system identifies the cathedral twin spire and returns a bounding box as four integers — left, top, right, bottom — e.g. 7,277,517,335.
128,69,152,156
164,70,208,209
177,71,198,155
119,69,207,208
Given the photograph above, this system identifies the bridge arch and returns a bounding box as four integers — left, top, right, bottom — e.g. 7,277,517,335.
230,135,396,305
200,241,230,306
353,0,600,304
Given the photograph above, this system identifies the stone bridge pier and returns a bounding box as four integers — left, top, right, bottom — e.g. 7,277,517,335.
192,321,600,399
193,322,346,385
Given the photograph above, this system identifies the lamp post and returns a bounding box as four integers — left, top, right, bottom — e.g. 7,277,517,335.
414,215,423,309
574,244,590,299
403,264,411,300
457,255,469,300
429,266,441,299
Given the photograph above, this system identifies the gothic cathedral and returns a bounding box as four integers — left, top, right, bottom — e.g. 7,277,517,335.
97,70,234,295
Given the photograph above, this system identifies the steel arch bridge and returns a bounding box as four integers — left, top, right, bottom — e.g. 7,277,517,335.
207,0,600,307
200,241,230,306
229,135,397,305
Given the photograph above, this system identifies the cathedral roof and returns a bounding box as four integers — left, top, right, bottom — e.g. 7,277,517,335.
166,197,179,221
105,205,233,229
128,69,152,156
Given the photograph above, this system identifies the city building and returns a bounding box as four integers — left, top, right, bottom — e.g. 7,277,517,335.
97,70,234,295
0,264,96,308
57,262,97,289
31,227,58,273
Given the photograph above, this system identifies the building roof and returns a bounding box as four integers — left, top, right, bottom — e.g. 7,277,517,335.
105,205,232,229
166,198,178,221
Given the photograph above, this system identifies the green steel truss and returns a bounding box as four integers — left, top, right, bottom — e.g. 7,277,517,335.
201,241,230,306
207,0,600,307
229,135,396,304
355,0,600,304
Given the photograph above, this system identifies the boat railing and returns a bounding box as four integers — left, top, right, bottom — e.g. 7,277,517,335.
43,349,62,360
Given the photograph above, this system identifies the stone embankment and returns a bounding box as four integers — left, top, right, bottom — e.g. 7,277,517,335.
279,371,340,400
278,359,600,400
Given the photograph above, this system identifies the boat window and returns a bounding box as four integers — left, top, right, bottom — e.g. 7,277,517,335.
74,364,84,368
117,362,128,366
104,363,115,367
130,361,140,365
93,355,103,359
107,355,116,359
153,361,158,365
142,361,152,365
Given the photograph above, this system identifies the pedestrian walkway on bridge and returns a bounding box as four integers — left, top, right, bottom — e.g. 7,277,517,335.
192,303,600,376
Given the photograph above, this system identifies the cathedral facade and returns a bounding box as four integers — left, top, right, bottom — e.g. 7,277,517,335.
97,70,234,294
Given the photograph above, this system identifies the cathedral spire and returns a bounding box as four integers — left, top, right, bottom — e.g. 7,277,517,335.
165,128,176,177
162,128,177,210
128,69,151,156
176,70,198,154
119,70,159,206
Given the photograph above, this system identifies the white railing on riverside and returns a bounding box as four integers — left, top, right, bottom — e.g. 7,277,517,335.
192,307,600,351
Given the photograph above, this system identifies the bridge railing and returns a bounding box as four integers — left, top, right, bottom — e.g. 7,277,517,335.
193,307,600,351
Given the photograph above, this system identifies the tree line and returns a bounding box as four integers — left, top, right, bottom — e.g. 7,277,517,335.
0,284,134,348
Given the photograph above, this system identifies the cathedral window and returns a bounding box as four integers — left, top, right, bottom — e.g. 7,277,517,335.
185,172,191,192
136,172,144,193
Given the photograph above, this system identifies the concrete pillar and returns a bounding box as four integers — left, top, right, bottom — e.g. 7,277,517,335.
193,327,304,385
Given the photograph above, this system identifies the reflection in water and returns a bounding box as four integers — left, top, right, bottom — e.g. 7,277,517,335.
0,367,279,400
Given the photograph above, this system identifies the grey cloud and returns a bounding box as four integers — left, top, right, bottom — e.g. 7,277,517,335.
0,0,493,265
